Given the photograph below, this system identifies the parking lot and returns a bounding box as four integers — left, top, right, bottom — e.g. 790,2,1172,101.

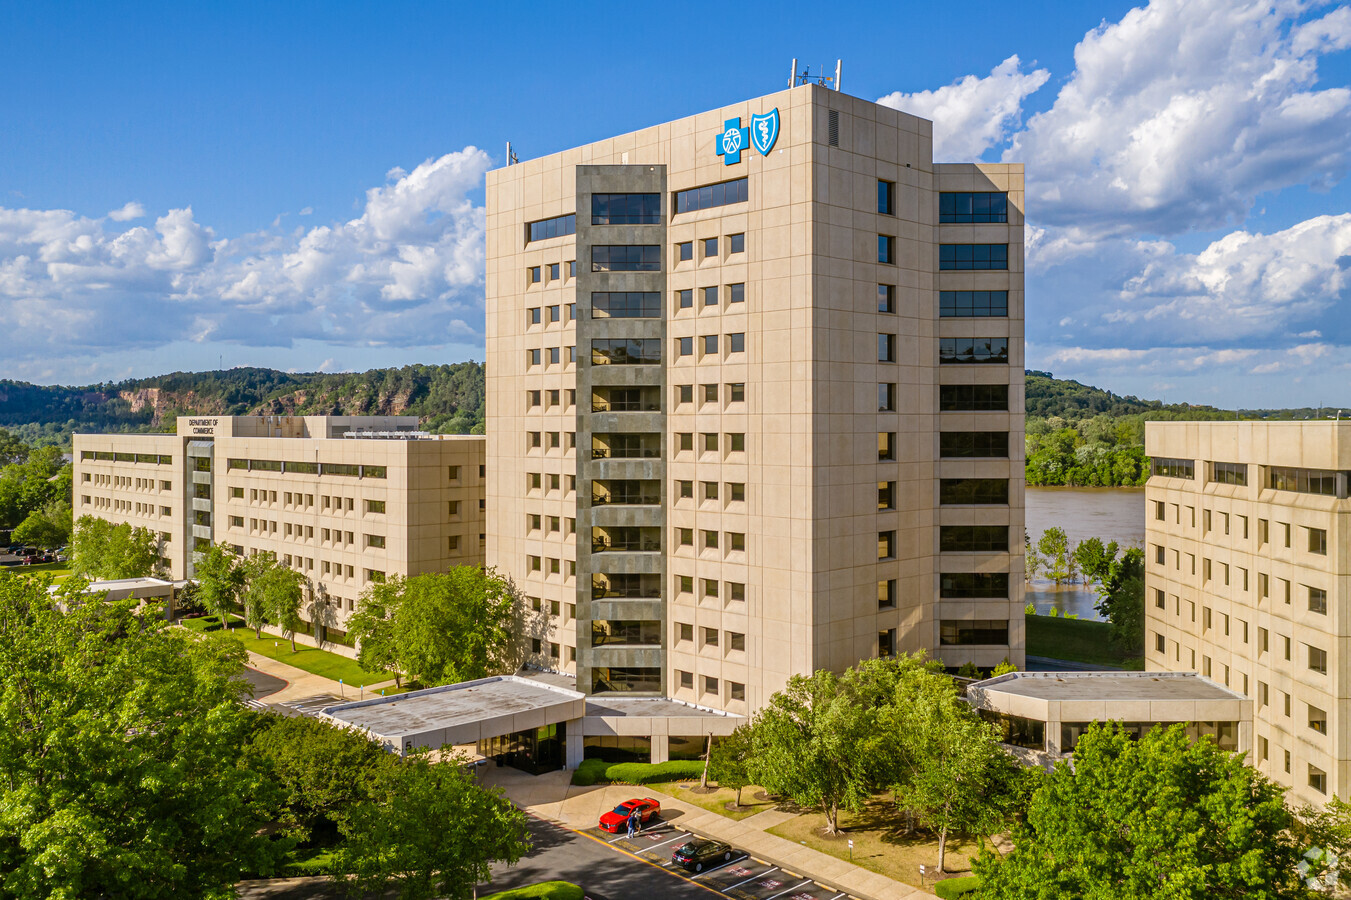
584,819,851,900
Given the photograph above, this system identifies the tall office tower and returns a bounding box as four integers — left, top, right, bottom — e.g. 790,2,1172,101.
486,85,1025,715
73,415,485,647
1145,421,1351,806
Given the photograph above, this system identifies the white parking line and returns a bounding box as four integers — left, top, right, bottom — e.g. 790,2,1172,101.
726,865,778,890
764,880,814,899
691,856,744,878
639,833,688,853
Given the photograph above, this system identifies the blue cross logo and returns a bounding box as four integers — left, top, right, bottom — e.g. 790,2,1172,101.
716,117,749,165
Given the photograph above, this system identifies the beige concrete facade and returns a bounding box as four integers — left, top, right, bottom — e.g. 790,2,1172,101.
485,85,1024,716
1145,421,1351,805
73,415,485,643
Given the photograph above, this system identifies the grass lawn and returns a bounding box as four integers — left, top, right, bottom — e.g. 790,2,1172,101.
649,781,777,822
280,845,336,877
482,882,583,900
1025,614,1143,669
180,614,388,684
765,797,983,889
6,562,73,581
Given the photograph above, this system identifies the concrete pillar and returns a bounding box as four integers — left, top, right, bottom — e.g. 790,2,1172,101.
649,734,669,764
565,723,584,770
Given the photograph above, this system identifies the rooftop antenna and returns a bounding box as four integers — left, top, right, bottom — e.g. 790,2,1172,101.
789,59,842,90
788,58,797,89
505,142,519,166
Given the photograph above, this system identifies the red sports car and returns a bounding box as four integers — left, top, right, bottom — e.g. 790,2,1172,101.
598,797,661,833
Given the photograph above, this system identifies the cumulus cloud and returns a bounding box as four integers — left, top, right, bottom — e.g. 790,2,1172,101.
877,56,1050,160
0,148,491,362
1007,0,1351,236
1034,341,1346,382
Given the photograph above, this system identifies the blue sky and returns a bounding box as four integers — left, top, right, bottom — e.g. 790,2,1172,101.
2,0,1349,409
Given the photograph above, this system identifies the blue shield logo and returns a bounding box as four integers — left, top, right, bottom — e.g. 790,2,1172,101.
750,108,780,156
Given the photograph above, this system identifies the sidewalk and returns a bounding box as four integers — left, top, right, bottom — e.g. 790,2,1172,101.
480,767,940,900
243,652,392,706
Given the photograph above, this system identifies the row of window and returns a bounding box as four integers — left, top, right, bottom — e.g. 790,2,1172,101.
1153,502,1326,555
529,383,1006,415
1151,545,1327,604
1152,459,1348,496
80,450,174,465
676,233,745,261
589,240,1009,272
225,459,388,479
527,260,577,286
674,333,746,357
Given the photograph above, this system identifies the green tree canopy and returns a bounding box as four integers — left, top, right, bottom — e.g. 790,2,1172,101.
974,722,1307,899
708,725,755,806
70,514,161,580
0,571,287,897
11,500,72,548
1094,546,1145,654
195,542,244,625
239,550,306,646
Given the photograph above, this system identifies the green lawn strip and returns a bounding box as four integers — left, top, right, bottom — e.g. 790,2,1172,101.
6,562,73,581
934,875,982,898
482,882,583,900
1025,614,1142,668
179,614,387,684
647,780,777,821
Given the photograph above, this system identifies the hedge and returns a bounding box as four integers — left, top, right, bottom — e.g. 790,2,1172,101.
570,758,706,786
481,882,584,900
934,875,982,898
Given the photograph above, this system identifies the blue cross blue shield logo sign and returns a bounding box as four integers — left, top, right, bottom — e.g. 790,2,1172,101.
750,108,780,156
716,117,749,165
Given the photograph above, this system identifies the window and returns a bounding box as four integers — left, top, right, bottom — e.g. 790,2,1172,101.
702,481,719,501
878,383,896,411
701,383,717,404
940,620,1010,645
1309,645,1328,675
1309,527,1328,555
728,382,745,402
591,291,660,318
939,337,1009,364
1151,458,1195,479
677,480,693,499
879,628,897,658
703,676,720,696
1310,766,1328,795
1154,501,1165,521
703,236,718,258
878,531,896,560
877,179,895,215
940,526,1008,552
702,433,718,452
878,432,896,460
677,527,693,547
878,284,895,313
674,177,748,214
528,266,541,284
877,235,895,264
592,338,661,364
365,534,385,549
1154,588,1166,609
728,532,745,552
940,432,1007,458
526,213,576,243
591,193,660,225
940,478,1009,504
728,283,744,304
527,348,541,367
939,192,1008,223
365,499,385,514
527,307,541,325
729,233,744,254
702,334,718,355
1269,466,1339,495
940,243,1008,270
591,245,660,272
676,290,693,311
878,481,895,510
1310,705,1328,735
939,384,1009,411
878,333,895,362
677,241,694,262
728,433,744,452
939,290,1008,317
728,482,745,502
1309,586,1328,615
940,572,1009,598
568,260,576,276
1211,461,1247,485
678,433,693,451
728,333,745,353
548,347,560,364
878,579,896,609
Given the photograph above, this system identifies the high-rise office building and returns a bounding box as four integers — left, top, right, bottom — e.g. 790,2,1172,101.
73,415,485,647
1145,421,1351,806
485,84,1026,715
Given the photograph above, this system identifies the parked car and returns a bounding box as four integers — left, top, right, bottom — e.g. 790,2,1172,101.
671,838,734,872
597,798,661,833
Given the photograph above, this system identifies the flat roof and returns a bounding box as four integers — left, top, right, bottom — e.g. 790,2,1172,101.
585,696,734,719
322,675,585,748
973,672,1243,702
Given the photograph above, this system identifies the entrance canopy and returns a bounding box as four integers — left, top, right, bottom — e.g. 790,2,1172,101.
321,675,585,755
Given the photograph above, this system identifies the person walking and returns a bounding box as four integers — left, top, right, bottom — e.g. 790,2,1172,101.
626,809,639,839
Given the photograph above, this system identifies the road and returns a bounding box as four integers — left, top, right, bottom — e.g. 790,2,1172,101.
479,814,719,900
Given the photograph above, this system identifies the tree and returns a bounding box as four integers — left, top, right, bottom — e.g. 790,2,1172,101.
11,500,71,548
332,752,530,900
70,515,161,579
0,428,29,466
347,566,518,686
750,668,873,833
1072,537,1118,587
240,551,305,647
195,542,244,625
708,725,755,807
974,722,1307,899
1094,547,1145,654
1036,527,1071,584
246,714,387,841
0,571,288,896
348,579,402,683
1024,530,1044,583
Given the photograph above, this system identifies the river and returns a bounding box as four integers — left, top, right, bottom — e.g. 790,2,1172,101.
1024,486,1145,621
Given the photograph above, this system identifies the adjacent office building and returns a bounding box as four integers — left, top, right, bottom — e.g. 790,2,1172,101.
73,415,485,645
485,83,1026,718
1145,421,1351,806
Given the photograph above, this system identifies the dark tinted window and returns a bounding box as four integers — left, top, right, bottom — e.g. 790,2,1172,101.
940,619,1010,644
591,339,661,365
940,478,1009,504
940,337,1009,364
940,432,1008,458
527,213,576,243
877,180,895,215
592,193,661,225
1151,457,1195,479
939,244,1008,270
940,290,1008,317
939,384,1009,411
674,177,748,214
940,526,1009,552
591,292,660,318
939,192,1008,223
592,245,660,272
940,572,1009,598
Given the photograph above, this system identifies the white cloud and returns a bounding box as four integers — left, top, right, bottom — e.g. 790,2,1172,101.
107,201,145,222
0,147,492,362
877,55,1049,160
299,206,313,216
1006,0,1351,236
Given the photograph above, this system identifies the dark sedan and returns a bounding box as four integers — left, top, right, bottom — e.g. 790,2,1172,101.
671,838,734,873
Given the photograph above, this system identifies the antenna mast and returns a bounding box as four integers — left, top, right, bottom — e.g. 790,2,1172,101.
789,59,843,91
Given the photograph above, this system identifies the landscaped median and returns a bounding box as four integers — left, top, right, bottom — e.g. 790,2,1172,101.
482,882,583,900
570,758,779,821
178,614,389,686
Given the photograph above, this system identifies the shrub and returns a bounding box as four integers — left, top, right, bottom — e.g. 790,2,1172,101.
569,759,705,787
934,875,981,898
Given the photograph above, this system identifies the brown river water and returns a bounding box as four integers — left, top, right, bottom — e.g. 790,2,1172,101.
1024,486,1145,621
